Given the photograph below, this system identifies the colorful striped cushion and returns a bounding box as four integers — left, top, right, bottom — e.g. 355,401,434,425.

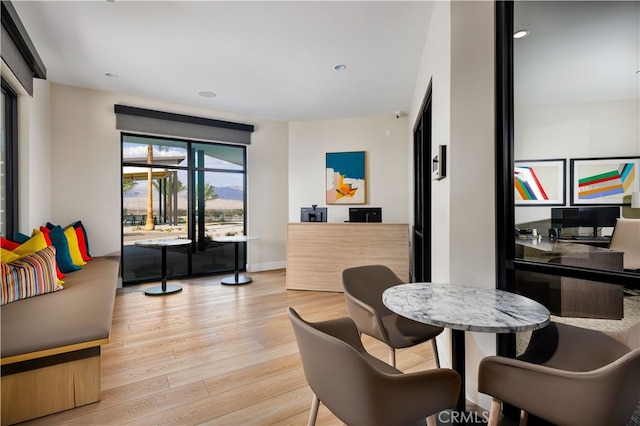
1,246,62,305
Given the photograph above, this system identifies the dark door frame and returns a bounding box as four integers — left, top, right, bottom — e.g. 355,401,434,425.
413,81,433,283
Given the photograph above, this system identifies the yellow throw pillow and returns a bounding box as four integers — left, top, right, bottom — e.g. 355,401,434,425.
12,230,48,257
1,248,20,263
64,226,87,267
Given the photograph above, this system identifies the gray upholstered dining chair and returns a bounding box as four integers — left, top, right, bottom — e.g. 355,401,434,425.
342,264,443,368
609,218,640,271
478,321,640,426
288,307,461,426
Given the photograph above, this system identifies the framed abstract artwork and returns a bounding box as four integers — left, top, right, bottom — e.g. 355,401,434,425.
514,159,566,206
570,156,640,205
326,151,366,204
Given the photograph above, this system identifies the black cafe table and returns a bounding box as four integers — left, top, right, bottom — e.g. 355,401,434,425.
135,238,191,296
382,283,550,421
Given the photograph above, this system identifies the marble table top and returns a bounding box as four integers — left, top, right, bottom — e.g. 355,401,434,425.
134,238,191,247
382,283,550,333
213,235,258,243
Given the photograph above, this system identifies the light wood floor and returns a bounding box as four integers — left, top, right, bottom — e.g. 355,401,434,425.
21,269,513,426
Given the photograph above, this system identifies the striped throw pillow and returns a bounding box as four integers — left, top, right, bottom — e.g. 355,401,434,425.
1,246,62,305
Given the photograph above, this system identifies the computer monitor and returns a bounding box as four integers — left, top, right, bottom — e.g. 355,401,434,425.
579,206,620,230
551,206,619,236
348,207,382,223
551,207,580,228
300,206,327,222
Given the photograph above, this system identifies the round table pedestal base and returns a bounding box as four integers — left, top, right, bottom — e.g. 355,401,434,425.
145,284,183,295
221,276,252,285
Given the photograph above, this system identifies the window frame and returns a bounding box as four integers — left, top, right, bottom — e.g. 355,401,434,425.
1,78,18,238
120,132,248,284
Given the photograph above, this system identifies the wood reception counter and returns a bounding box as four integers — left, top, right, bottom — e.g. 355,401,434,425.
286,223,409,292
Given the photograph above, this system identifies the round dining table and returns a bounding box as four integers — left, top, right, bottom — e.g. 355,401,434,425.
383,282,550,420
135,238,191,296
213,235,258,285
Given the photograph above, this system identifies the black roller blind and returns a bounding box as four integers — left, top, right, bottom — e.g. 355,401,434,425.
114,105,254,145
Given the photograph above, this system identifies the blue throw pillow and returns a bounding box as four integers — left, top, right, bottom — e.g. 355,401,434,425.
47,225,81,273
12,231,30,244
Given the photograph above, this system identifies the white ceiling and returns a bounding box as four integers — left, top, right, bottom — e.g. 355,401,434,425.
11,1,638,121
11,1,434,122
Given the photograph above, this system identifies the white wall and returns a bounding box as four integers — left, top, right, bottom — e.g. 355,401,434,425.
0,62,52,232
449,2,496,288
17,82,407,273
246,117,289,272
44,83,289,272
24,79,52,230
288,116,410,224
515,98,640,224
516,99,639,160
409,0,452,285
451,0,497,409
408,0,496,410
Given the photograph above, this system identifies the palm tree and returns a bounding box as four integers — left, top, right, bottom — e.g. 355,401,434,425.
122,178,137,193
145,144,155,230
153,177,187,225
153,177,187,195
195,183,219,201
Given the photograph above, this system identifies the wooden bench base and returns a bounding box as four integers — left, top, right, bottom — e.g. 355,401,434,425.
1,347,101,425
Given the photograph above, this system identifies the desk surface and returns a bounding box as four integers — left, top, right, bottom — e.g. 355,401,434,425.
516,237,620,254
382,283,550,333
557,236,610,245
516,237,624,272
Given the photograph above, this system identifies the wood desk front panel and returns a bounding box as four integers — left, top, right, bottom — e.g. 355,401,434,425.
286,223,409,292
516,239,624,319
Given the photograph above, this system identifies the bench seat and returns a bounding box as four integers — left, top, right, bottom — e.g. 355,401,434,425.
1,256,119,425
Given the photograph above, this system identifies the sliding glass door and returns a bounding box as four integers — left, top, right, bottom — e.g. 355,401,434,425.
121,134,246,284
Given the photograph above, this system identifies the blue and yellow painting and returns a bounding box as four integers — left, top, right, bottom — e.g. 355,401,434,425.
326,151,366,204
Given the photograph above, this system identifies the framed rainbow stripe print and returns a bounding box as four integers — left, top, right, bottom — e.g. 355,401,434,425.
515,159,566,206
570,156,640,205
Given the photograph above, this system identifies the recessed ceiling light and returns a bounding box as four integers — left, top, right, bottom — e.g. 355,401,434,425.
198,91,217,98
333,64,347,71
104,72,118,78
513,30,530,39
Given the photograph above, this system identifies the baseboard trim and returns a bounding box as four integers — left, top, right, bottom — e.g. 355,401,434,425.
247,261,286,272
